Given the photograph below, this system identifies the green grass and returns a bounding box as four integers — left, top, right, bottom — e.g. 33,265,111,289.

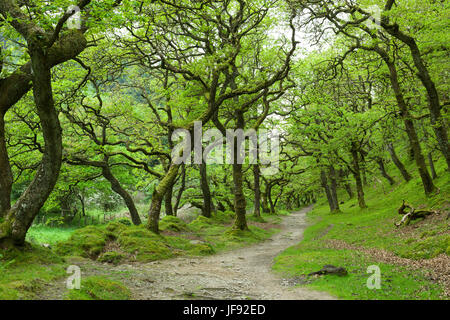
2,205,283,300
274,242,444,299
65,276,131,300
0,244,66,300
27,226,79,246
54,211,281,262
186,211,280,252
273,158,449,300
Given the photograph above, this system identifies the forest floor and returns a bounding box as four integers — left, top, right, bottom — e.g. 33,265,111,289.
273,161,449,300
40,206,335,300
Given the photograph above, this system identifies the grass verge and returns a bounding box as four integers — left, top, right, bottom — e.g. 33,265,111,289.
273,160,449,300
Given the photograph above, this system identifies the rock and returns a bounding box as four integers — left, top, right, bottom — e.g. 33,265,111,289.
308,265,348,277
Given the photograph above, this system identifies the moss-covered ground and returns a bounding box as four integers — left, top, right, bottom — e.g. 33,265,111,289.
0,244,66,299
273,159,449,300
65,276,132,300
1,209,282,300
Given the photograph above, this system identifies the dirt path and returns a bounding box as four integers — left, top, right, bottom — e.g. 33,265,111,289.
46,207,335,300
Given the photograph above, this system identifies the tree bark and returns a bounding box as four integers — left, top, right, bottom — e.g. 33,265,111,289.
320,169,337,212
409,147,415,162
253,164,261,218
0,31,87,116
147,164,180,234
174,164,186,216
380,20,450,171
428,153,437,179
377,158,395,185
231,110,248,230
1,43,62,245
268,186,276,215
232,161,248,229
387,143,412,182
339,169,353,199
375,46,436,195
77,193,86,217
261,191,270,213
0,112,12,218
164,183,174,217
344,183,353,200
351,144,367,209
199,162,212,218
101,164,141,225
329,165,340,212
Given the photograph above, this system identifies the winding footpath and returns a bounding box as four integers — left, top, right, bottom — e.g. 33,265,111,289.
44,206,335,300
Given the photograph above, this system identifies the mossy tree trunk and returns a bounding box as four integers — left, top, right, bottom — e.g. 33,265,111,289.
261,179,270,214
261,191,270,213
102,163,141,226
232,161,249,230
148,164,180,234
380,14,450,172
0,112,12,218
351,144,367,209
387,143,412,182
174,164,186,216
428,153,437,179
164,183,174,217
377,48,436,195
1,39,63,245
320,169,337,212
268,186,276,215
377,158,395,185
253,164,261,218
77,193,86,217
231,110,248,230
0,0,89,246
199,162,212,218
233,163,248,230
339,169,354,199
329,165,340,212
344,183,353,200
